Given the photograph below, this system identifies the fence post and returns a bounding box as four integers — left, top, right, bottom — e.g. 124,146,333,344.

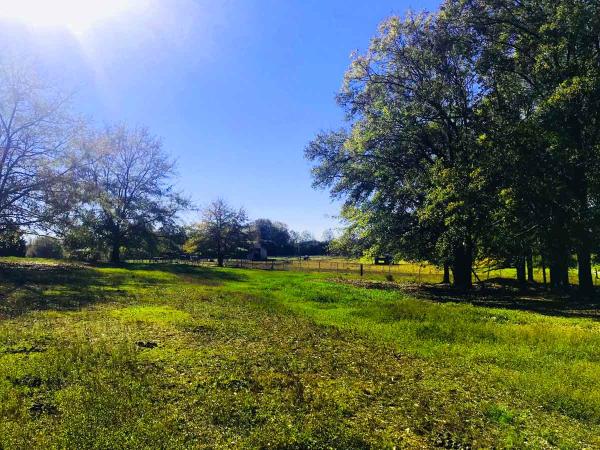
360,263,363,277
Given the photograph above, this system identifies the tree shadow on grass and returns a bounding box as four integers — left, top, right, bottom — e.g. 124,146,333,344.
121,262,249,285
338,277,600,320
0,261,248,319
0,261,113,319
419,279,599,320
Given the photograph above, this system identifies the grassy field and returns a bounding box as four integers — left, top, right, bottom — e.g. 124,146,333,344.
0,259,599,448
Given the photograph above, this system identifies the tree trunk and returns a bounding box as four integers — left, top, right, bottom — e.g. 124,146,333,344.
548,243,570,291
550,261,569,290
573,173,593,294
442,263,450,284
217,255,224,267
577,246,593,294
526,251,534,282
562,260,570,287
452,243,472,290
110,240,121,264
516,256,526,289
549,263,558,289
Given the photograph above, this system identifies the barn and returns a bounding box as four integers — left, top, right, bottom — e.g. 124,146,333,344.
248,245,268,261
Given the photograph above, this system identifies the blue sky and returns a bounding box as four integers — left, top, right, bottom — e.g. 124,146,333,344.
0,0,440,237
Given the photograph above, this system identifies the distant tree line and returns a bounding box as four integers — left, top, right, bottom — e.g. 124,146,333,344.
306,0,600,293
0,59,189,264
0,63,329,264
0,60,330,265
183,199,330,266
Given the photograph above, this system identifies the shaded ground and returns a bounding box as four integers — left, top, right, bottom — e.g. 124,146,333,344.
0,260,247,319
0,261,109,319
336,277,600,320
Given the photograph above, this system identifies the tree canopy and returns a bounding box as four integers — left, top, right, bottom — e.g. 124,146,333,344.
69,125,187,262
0,61,80,231
185,199,248,266
307,0,600,293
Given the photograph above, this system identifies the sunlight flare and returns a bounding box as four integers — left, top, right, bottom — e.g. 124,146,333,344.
0,0,138,34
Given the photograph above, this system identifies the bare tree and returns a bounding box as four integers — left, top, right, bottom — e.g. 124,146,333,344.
186,199,247,266
76,125,187,262
321,229,335,243
0,60,80,230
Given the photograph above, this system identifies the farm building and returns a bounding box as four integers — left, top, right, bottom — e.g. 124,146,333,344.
248,245,268,261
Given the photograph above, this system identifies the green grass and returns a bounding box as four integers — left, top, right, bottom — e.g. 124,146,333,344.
0,259,598,448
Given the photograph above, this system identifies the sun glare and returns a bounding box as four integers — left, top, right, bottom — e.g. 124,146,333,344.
0,0,137,35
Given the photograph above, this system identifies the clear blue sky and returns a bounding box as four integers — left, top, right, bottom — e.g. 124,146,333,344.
0,0,440,238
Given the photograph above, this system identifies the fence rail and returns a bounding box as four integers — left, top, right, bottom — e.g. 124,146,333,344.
126,257,449,283
126,257,600,285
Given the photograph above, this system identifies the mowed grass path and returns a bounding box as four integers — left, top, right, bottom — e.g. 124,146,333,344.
0,260,598,448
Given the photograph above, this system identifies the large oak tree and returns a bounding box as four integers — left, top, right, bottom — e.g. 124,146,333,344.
74,125,187,262
306,12,491,289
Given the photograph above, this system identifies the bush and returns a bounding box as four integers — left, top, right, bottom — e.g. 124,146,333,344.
26,236,64,259
0,226,26,257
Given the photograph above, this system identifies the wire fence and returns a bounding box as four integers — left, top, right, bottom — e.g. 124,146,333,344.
127,257,445,284
126,256,600,286
225,258,443,281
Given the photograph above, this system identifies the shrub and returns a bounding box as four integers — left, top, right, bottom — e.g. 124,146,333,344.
0,226,26,257
26,236,64,259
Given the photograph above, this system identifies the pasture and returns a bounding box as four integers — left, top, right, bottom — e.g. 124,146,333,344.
0,259,598,448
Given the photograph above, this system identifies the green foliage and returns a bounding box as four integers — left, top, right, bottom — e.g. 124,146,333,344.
248,219,294,256
185,199,248,265
306,11,490,288
62,224,106,261
0,60,79,232
306,0,600,292
0,225,26,257
327,225,368,258
71,126,188,262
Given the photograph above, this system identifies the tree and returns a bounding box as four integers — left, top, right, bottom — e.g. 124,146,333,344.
453,0,600,293
185,199,247,266
327,218,370,258
75,125,187,263
26,236,63,259
0,60,80,231
321,229,335,243
62,224,106,261
0,223,26,257
306,12,490,289
249,219,294,256
152,225,188,258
